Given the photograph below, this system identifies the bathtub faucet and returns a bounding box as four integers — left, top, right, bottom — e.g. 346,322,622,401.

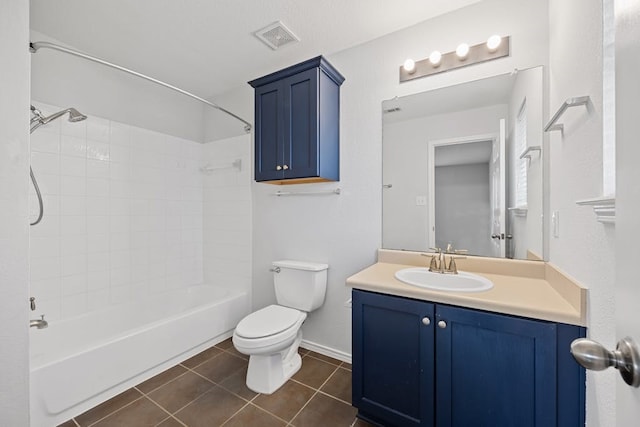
30,315,48,329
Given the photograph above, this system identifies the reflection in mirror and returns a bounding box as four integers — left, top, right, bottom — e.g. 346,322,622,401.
382,66,544,260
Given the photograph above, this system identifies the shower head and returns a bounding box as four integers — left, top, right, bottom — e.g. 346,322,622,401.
39,107,87,124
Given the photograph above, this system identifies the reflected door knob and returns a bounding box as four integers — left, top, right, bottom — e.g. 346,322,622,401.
491,234,501,239
571,337,640,387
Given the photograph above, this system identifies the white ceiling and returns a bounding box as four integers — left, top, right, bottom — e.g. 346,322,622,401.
29,0,480,99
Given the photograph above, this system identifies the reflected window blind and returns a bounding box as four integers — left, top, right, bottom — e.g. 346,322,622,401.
515,101,527,207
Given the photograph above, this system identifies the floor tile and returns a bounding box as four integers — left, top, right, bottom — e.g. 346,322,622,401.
57,420,77,427
193,352,247,384
156,416,185,427
291,393,358,427
292,356,338,389
353,418,378,427
137,364,188,394
75,388,142,426
181,346,223,369
215,337,234,350
321,367,352,403
305,350,341,366
221,404,286,427
92,397,169,427
340,361,352,371
223,345,249,360
174,386,246,427
252,381,315,422
148,371,214,414
217,366,258,400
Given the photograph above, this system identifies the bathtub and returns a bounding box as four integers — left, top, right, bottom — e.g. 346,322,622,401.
30,284,249,427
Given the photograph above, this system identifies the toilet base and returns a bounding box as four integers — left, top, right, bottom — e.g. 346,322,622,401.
245,331,303,394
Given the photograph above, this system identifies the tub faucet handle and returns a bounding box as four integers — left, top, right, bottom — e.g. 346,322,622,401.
30,297,36,311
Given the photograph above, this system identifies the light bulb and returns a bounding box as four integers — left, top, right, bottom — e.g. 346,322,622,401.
428,51,442,66
487,35,502,52
456,43,470,59
403,58,416,74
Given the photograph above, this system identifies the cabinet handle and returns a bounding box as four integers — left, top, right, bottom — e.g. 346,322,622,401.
422,317,431,326
283,165,289,170
438,320,447,329
276,165,282,171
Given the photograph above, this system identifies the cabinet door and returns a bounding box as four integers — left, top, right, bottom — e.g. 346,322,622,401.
254,79,284,181
282,68,319,179
353,290,435,427
435,305,556,427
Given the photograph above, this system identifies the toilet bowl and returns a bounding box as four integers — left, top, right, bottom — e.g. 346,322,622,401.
232,260,328,394
233,305,307,393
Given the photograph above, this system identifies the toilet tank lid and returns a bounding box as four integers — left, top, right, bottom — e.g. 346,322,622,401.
273,260,328,271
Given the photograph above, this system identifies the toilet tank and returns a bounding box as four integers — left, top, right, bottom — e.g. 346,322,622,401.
272,260,328,312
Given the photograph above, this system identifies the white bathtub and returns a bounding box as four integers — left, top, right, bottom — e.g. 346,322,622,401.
30,284,249,427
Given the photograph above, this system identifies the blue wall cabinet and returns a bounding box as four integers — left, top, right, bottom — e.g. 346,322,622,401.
249,56,344,184
352,289,586,427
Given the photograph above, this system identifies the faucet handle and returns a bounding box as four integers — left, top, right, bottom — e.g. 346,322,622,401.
429,247,442,253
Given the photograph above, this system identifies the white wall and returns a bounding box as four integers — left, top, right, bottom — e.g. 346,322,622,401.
251,0,549,356
548,1,616,425
383,104,506,251
0,0,31,424
30,31,206,143
29,102,204,322
435,163,491,255
202,135,252,298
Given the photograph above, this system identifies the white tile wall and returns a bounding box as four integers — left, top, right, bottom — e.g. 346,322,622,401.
30,102,204,321
202,135,252,297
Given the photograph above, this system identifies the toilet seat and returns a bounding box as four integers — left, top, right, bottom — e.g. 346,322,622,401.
233,305,306,352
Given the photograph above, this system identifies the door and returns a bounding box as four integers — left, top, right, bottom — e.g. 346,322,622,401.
435,304,557,427
489,119,506,257
352,290,435,427
615,0,640,422
254,80,284,181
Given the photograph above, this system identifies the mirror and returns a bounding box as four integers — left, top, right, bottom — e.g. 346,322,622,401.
382,66,544,260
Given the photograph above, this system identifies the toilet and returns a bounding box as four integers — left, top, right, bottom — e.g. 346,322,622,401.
232,260,328,394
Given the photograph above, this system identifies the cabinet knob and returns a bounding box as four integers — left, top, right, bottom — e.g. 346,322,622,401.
276,165,282,171
283,165,289,170
438,320,447,329
422,317,431,326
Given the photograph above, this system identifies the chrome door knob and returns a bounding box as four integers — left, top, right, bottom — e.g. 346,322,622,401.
422,317,431,326
571,337,640,387
438,320,447,329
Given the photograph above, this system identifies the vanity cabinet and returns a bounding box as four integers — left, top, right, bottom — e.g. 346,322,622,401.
249,56,344,184
352,289,586,427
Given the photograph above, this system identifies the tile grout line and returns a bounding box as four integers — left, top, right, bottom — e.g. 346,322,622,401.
84,394,147,427
139,387,189,427
285,363,341,426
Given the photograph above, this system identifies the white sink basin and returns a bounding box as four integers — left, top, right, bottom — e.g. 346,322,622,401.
394,267,494,293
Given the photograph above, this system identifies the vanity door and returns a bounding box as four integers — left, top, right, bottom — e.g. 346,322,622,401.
434,305,557,427
352,290,435,427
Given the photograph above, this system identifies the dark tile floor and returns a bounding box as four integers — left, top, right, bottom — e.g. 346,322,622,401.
59,339,375,427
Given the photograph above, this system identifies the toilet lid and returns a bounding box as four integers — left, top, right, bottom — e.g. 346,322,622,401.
235,305,303,339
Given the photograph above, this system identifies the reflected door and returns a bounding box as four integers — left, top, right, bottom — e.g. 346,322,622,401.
490,119,506,257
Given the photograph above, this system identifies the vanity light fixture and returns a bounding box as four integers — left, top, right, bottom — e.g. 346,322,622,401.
399,35,510,83
429,50,442,66
403,58,416,74
455,43,470,59
487,35,502,52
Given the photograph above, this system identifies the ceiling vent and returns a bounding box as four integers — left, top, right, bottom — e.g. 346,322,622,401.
254,21,300,50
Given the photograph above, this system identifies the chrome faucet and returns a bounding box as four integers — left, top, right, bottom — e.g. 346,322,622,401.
30,315,48,329
29,296,48,329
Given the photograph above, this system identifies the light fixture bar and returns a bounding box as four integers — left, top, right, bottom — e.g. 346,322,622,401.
400,36,510,83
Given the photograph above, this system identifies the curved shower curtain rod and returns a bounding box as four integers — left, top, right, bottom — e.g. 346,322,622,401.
29,41,252,133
